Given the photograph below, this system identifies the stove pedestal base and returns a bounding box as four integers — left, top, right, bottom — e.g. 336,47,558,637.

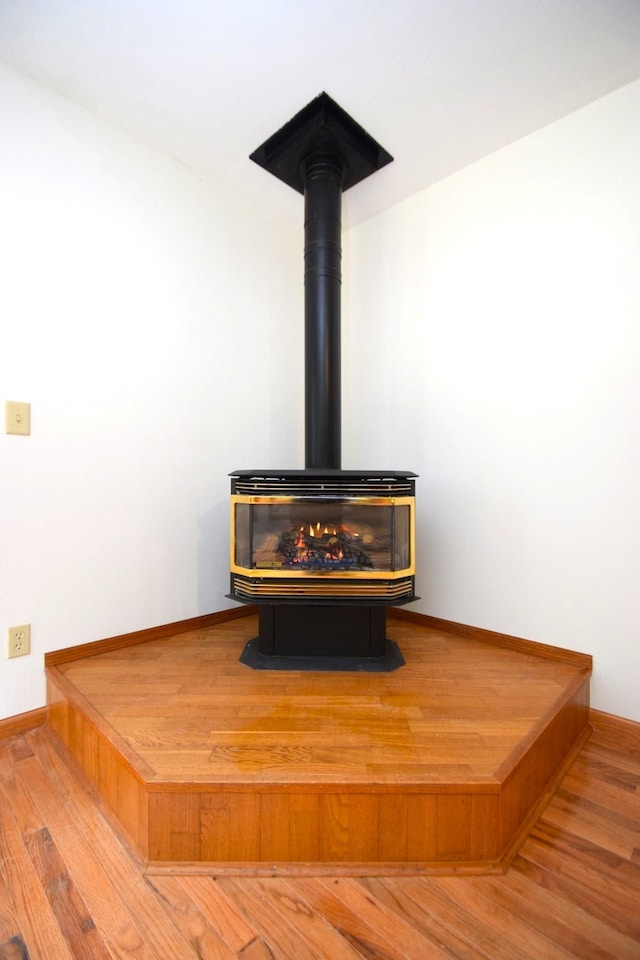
255,603,387,659
239,635,405,672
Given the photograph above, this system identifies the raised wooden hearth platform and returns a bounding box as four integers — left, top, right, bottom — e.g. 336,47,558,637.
45,609,591,875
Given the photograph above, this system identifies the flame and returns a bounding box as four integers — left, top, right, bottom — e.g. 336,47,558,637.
297,520,361,545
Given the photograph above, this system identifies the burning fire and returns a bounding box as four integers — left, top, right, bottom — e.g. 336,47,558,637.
279,520,371,570
302,522,338,540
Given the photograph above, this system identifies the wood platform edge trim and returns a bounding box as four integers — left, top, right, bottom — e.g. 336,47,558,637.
42,605,593,670
0,707,47,741
44,604,258,666
493,670,591,780
143,779,501,795
143,859,505,878
391,608,592,669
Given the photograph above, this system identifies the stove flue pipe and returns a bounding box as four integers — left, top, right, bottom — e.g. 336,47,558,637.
304,154,343,470
248,93,392,470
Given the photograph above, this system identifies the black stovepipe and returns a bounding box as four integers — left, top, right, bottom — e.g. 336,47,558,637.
304,154,343,470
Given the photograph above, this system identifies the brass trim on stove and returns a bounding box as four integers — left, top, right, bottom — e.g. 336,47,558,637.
232,494,414,507
233,480,415,495
230,495,416,579
232,576,415,600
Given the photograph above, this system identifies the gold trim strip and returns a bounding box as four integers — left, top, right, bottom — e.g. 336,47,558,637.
233,578,413,599
230,496,416,576
232,494,415,507
234,583,412,593
230,563,414,579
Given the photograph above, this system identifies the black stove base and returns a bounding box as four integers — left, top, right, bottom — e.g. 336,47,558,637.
240,636,405,673
255,603,393,660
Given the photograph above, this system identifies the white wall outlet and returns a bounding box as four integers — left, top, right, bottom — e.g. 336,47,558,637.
8,624,31,658
5,401,31,436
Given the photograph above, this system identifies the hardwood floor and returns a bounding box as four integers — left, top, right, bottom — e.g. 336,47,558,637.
1,715,639,959
44,613,590,870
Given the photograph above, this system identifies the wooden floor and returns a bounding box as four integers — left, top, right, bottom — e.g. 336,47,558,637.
1,714,639,959
44,613,591,871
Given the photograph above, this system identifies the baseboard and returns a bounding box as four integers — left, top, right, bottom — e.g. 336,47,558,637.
391,608,592,670
45,605,258,667
589,708,640,743
0,707,47,741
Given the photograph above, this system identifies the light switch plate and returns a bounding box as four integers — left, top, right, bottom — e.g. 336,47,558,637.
5,401,31,435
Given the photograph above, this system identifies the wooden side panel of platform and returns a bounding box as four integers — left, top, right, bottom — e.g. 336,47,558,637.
497,673,591,859
146,788,502,868
47,669,150,859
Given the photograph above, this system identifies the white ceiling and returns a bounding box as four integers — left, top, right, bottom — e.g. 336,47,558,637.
2,0,640,229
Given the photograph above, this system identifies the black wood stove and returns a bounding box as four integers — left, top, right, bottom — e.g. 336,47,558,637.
228,94,417,666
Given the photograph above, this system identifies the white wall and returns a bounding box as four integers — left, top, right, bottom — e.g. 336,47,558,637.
0,65,302,720
344,80,640,722
3,65,639,726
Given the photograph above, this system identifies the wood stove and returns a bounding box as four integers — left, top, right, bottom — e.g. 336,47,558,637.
229,94,417,664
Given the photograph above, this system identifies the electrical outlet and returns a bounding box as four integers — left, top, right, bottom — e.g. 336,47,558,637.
8,624,30,658
5,401,31,436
